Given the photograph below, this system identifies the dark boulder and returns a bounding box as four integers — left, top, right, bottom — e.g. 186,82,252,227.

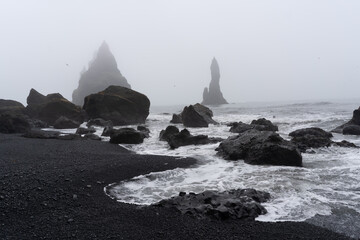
201,58,228,105
332,107,360,135
160,127,222,149
181,105,208,128
332,140,358,148
343,125,360,135
76,126,96,135
53,116,81,129
159,125,180,141
154,188,270,220
216,129,302,167
101,125,115,137
83,85,150,126
86,118,113,128
25,88,85,126
0,99,25,115
72,42,131,106
230,118,278,133
0,113,30,134
137,126,150,138
109,128,147,144
289,127,333,152
170,114,182,124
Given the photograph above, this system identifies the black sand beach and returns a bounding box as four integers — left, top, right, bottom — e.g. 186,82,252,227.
0,133,351,239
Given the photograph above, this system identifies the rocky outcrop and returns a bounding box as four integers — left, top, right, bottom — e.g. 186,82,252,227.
0,99,30,134
230,118,278,134
289,127,358,152
86,118,113,128
76,126,96,135
83,85,150,126
26,89,85,126
154,188,270,220
216,129,302,167
72,42,131,106
332,107,360,135
201,58,228,105
109,128,148,144
159,126,222,149
171,103,218,127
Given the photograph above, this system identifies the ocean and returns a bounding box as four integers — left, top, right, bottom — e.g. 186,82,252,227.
79,100,360,238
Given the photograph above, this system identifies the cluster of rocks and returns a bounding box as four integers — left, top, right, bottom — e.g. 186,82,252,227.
0,85,150,136
159,125,222,149
154,188,270,220
332,107,360,135
170,103,218,127
229,118,278,133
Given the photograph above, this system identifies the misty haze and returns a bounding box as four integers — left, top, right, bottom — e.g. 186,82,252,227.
1,1,360,239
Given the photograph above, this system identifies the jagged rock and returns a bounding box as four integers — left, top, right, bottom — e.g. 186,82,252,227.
0,113,30,134
333,140,358,148
109,128,147,144
201,58,228,105
159,127,222,149
76,126,96,135
86,118,113,128
216,129,302,167
332,107,360,135
53,116,81,129
193,103,218,125
83,85,150,126
154,188,270,220
181,105,208,128
137,126,150,138
159,125,180,141
289,128,333,152
25,89,85,126
230,118,278,134
72,42,131,106
170,114,182,124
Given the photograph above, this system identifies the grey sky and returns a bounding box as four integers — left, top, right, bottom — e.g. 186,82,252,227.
1,0,360,106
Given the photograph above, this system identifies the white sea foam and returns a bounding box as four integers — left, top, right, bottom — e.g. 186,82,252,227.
104,101,360,222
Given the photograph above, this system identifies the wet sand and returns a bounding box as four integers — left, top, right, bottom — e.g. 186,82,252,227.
0,133,351,239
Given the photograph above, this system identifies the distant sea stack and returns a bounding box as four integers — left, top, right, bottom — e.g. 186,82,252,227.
72,42,131,106
201,58,228,105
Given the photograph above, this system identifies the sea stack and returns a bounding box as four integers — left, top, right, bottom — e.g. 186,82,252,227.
201,58,228,105
72,42,131,106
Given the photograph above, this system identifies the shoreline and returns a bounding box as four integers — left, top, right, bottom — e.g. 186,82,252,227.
0,133,351,239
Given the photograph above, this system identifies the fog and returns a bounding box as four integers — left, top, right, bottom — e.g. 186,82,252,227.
1,0,360,106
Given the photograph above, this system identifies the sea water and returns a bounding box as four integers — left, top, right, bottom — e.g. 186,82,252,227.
102,100,360,237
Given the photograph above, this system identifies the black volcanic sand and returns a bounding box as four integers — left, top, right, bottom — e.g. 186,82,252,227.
0,133,351,240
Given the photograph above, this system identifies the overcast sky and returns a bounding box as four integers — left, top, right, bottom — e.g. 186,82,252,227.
1,0,360,106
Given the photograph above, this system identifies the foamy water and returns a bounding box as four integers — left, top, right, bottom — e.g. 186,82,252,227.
104,101,360,226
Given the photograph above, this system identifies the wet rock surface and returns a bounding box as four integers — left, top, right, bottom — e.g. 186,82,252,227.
154,189,270,220
289,127,358,152
109,128,148,144
230,118,278,134
160,126,222,149
217,129,302,166
332,106,360,135
181,105,209,127
83,85,150,125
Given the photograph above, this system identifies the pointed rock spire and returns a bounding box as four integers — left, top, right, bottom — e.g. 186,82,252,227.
201,57,228,105
72,42,131,106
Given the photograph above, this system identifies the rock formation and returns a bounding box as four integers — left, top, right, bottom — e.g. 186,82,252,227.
229,118,278,134
216,129,302,167
332,106,360,135
72,42,131,106
173,103,218,127
202,58,228,105
26,88,85,126
83,85,150,125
